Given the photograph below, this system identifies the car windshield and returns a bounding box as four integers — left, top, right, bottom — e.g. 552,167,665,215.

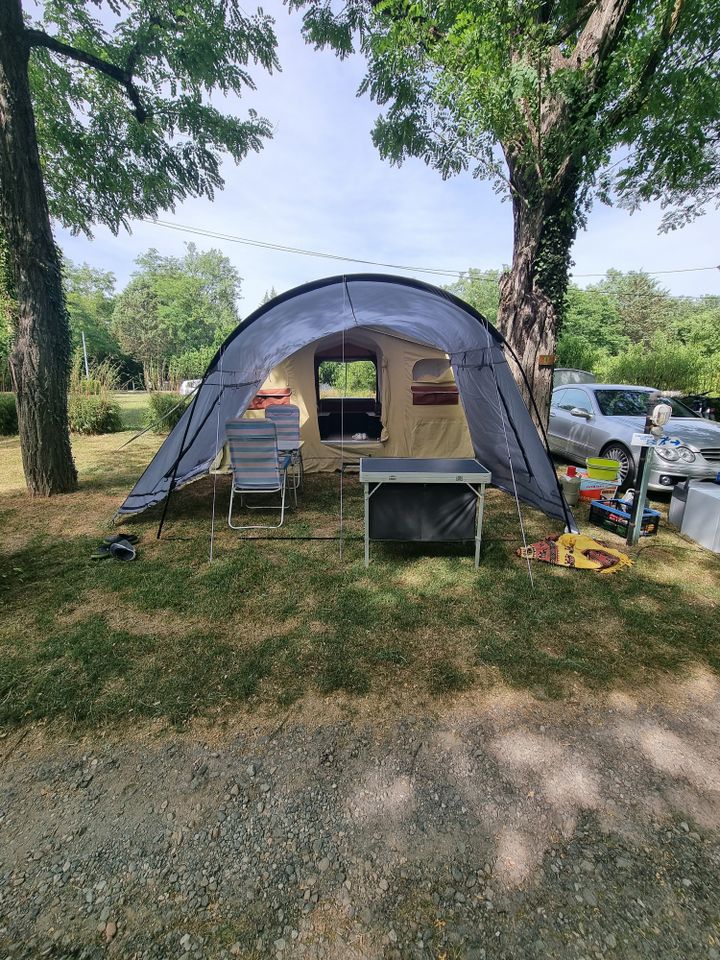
594,390,698,418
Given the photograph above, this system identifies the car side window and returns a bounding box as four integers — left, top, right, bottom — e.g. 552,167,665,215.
551,389,566,409
558,388,592,413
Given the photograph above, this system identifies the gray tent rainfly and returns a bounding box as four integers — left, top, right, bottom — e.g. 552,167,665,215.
117,274,574,531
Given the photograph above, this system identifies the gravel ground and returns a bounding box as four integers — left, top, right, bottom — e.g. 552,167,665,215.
2,673,720,960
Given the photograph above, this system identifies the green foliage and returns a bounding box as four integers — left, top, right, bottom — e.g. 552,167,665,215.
0,393,18,435
594,340,719,393
318,360,377,395
292,0,720,317
556,283,629,367
555,335,606,373
69,352,121,396
112,244,240,389
68,394,122,434
144,392,188,434
168,347,216,386
67,353,122,433
260,286,279,306
446,269,500,322
27,1,279,236
63,260,119,358
674,299,720,358
593,270,675,344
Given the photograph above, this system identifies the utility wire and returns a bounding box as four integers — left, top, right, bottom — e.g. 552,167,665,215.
142,218,463,278
140,217,720,285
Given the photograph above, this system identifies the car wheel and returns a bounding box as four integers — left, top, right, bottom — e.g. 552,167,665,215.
600,443,635,487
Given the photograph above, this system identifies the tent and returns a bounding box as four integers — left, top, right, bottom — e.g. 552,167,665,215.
118,274,573,529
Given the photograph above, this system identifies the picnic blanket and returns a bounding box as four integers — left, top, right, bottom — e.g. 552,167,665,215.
517,533,633,575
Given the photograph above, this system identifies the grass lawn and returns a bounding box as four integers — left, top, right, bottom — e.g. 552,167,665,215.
112,390,149,430
1,431,719,731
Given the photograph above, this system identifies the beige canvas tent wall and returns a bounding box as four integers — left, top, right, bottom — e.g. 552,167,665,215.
242,327,474,472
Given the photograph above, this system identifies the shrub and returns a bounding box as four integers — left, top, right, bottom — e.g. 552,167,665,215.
68,394,122,434
168,347,215,386
593,340,715,393
144,392,188,434
0,392,18,435
69,351,121,395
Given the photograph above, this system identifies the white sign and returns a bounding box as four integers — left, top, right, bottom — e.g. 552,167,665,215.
631,433,682,448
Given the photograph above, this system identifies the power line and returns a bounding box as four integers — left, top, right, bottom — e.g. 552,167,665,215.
573,265,720,277
142,218,463,278
141,216,720,288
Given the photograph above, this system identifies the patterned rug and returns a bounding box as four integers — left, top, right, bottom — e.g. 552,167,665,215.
517,533,633,575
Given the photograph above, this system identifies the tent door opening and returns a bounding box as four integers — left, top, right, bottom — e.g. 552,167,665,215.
315,346,382,442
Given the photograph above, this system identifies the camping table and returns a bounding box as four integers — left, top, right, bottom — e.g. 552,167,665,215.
359,457,491,568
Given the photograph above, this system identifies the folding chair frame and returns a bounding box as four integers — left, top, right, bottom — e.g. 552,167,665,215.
228,470,290,531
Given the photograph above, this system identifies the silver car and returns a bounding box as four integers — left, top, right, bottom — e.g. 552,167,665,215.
548,383,720,490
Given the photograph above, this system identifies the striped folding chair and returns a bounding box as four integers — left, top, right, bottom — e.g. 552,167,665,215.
226,420,294,531
265,404,303,491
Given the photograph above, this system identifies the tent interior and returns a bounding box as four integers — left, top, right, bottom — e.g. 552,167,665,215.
236,327,475,475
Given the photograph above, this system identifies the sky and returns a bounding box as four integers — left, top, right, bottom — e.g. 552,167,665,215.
56,1,720,315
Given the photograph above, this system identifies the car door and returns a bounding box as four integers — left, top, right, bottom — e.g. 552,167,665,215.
548,388,569,455
556,387,595,460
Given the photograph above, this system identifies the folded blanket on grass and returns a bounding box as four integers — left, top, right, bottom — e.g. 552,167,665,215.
517,533,633,575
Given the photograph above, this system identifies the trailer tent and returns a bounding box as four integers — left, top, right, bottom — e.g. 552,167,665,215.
118,274,572,527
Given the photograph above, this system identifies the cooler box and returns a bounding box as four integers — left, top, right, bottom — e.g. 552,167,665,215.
681,482,720,554
668,480,690,528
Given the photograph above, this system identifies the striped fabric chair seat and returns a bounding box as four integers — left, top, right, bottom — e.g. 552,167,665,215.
226,420,289,489
265,404,303,492
264,404,301,451
225,419,294,532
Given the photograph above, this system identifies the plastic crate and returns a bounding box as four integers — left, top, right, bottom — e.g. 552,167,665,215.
588,499,660,538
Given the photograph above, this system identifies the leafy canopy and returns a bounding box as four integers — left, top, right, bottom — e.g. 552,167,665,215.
111,243,241,381
290,0,720,227
63,260,119,360
27,0,279,234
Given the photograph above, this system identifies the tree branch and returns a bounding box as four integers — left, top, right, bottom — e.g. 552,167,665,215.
604,0,685,131
571,0,635,68
549,0,596,45
26,28,149,122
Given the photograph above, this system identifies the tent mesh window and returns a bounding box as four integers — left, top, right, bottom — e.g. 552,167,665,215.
315,347,381,441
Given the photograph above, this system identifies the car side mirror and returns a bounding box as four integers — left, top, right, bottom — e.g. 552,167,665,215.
570,407,593,420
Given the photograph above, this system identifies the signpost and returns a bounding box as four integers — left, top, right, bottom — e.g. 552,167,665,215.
626,395,673,546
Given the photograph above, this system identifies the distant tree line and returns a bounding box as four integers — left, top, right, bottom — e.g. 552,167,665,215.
0,242,244,393
448,270,720,394
2,259,717,398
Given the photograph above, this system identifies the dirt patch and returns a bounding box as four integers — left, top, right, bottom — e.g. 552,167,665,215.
2,680,720,958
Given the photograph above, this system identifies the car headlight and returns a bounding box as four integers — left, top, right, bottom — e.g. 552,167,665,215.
655,445,680,462
678,446,696,463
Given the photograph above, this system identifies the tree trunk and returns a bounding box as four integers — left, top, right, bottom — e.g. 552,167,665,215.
496,179,578,430
0,0,77,495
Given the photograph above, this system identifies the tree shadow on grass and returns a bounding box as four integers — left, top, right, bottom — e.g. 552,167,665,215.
1,472,719,729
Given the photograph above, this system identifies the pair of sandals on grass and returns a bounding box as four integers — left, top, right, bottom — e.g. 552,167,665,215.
91,533,139,562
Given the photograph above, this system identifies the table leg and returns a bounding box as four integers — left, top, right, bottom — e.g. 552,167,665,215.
364,482,370,568
474,484,485,568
